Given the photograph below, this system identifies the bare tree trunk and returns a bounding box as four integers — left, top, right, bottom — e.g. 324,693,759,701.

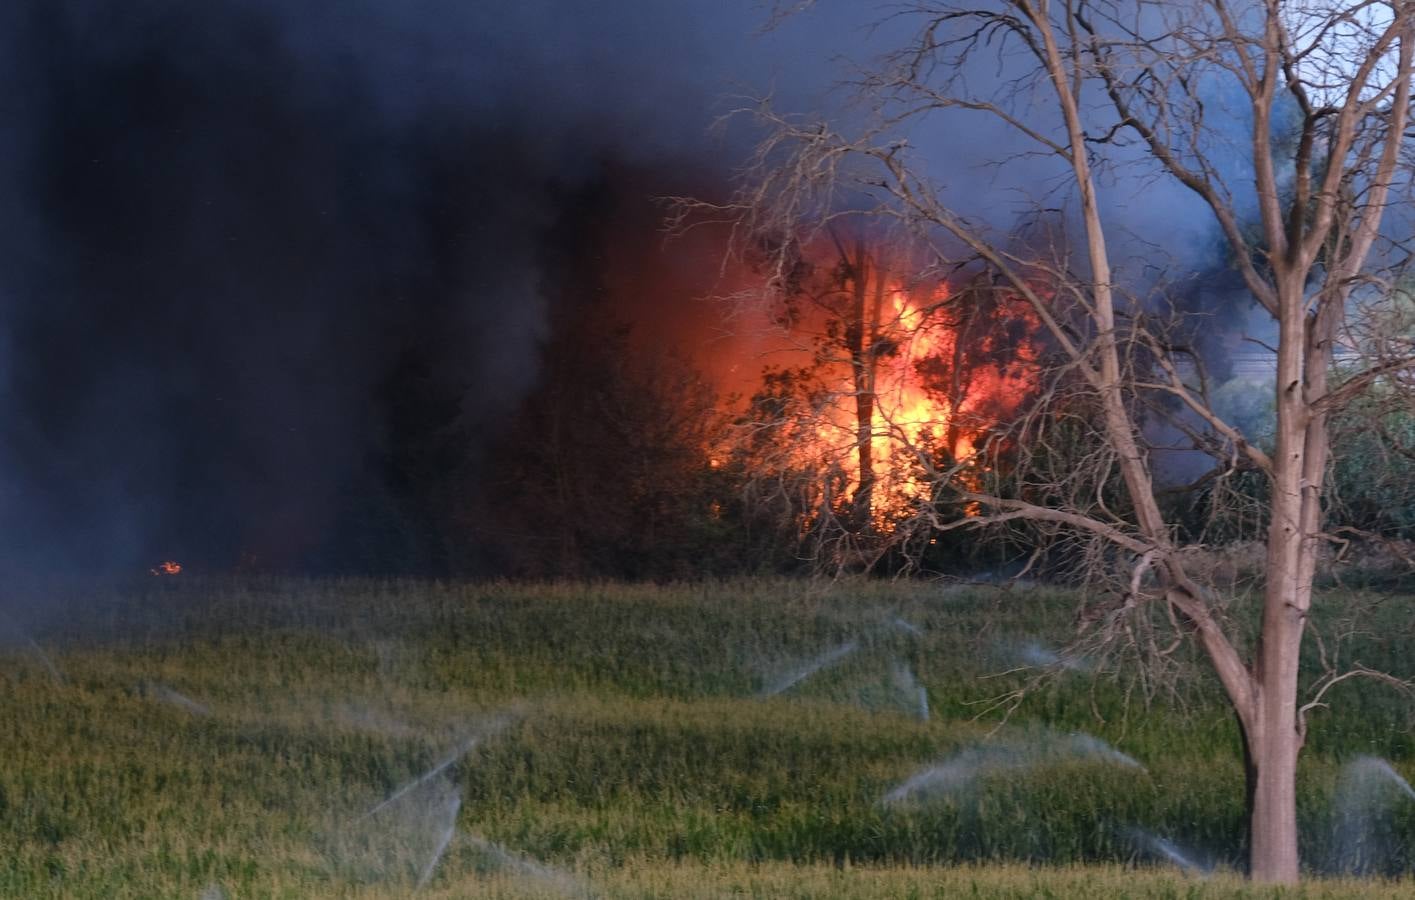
846,240,876,532
1247,696,1302,881
1250,550,1305,881
1242,258,1341,880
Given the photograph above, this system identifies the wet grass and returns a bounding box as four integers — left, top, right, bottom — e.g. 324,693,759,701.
0,577,1410,897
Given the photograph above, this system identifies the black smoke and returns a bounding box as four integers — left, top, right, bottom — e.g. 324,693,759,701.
0,0,873,574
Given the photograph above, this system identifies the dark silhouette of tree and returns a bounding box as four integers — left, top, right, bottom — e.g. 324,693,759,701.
476,311,760,579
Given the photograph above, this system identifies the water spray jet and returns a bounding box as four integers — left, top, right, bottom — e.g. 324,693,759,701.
361,713,517,821
760,640,859,697
25,637,65,685
1329,755,1415,875
362,734,482,821
463,834,588,897
890,617,922,636
888,658,929,722
414,782,462,890
1124,827,1211,875
143,682,210,716
0,610,65,684
882,730,1145,805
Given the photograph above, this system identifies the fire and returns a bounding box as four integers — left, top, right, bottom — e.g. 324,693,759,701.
733,252,1042,533
857,280,1038,525
150,560,182,576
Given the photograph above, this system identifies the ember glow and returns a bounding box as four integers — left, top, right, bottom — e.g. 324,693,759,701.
150,561,182,576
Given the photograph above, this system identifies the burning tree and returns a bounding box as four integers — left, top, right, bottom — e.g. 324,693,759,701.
726,234,1042,569
691,0,1415,883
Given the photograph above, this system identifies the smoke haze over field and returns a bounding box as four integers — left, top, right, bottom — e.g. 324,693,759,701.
0,0,885,573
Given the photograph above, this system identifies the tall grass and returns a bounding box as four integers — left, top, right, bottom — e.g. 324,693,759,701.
0,577,1409,897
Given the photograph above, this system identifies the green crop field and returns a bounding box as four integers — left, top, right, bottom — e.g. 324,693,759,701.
0,578,1410,898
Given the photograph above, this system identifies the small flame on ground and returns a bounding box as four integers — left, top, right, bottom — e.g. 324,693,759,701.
150,560,182,576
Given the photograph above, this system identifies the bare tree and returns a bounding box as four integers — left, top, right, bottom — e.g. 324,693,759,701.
688,0,1415,882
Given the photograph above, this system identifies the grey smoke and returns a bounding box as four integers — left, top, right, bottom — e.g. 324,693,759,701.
0,0,1261,574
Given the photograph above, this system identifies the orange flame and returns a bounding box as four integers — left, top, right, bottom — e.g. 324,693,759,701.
765,274,1041,530
150,560,182,576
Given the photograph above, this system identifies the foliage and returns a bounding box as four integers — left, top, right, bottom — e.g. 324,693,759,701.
1328,390,1415,543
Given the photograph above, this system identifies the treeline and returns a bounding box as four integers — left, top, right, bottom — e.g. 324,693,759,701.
315,313,1415,580
316,306,805,579
472,310,793,579
307,178,1415,580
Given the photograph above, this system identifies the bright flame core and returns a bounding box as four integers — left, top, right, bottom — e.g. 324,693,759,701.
764,274,1041,531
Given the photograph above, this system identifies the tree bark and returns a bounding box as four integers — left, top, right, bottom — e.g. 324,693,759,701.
1246,695,1303,881
1248,575,1306,882
1242,267,1318,882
